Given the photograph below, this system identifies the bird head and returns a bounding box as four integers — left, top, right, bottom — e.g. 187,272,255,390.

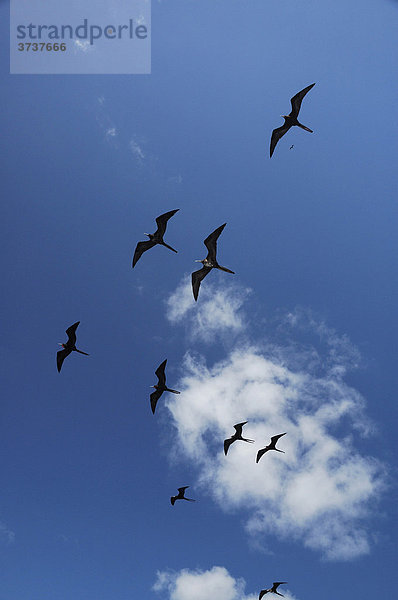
58,343,66,348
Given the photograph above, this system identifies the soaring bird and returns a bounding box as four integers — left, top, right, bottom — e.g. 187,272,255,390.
57,321,89,372
259,582,287,599
256,433,286,463
170,486,196,506
270,83,315,157
132,209,179,267
150,359,180,414
224,422,254,456
191,223,235,301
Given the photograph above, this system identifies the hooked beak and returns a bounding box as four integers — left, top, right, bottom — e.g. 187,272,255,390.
195,260,202,263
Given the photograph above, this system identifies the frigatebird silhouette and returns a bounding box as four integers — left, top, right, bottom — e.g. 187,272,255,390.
150,359,180,414
170,486,196,506
224,422,254,456
270,83,315,157
191,223,234,301
132,209,179,267
256,433,286,463
259,582,287,599
57,321,89,372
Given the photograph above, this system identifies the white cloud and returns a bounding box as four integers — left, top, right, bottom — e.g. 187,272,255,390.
129,138,145,162
106,127,117,139
163,283,385,560
0,521,15,544
153,566,260,600
166,278,250,342
74,39,92,53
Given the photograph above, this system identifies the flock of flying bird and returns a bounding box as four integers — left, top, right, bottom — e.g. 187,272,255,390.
56,83,316,599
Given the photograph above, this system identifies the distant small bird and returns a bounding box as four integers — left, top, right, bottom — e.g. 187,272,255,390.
256,433,286,463
150,359,180,414
224,422,254,455
270,83,315,157
170,486,196,505
259,582,287,599
289,145,294,150
191,223,235,301
132,209,179,267
57,321,89,373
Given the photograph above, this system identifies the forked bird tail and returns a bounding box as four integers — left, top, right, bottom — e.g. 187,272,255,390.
161,241,178,253
297,122,313,133
75,349,89,355
167,388,180,394
217,265,235,274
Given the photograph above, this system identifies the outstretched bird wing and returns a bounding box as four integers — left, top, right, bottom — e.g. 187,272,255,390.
132,240,156,268
259,590,269,600
177,486,189,494
150,388,163,414
270,123,291,157
272,582,287,591
204,223,227,263
270,433,286,446
224,436,234,456
192,265,212,301
170,495,177,505
290,83,315,118
57,348,72,373
256,447,268,463
233,422,248,436
155,359,167,387
65,321,80,345
155,209,179,237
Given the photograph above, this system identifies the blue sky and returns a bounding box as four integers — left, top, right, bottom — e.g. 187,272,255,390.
1,0,397,599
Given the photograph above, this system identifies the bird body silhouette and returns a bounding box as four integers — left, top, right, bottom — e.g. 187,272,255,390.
170,486,196,505
259,582,287,599
57,321,89,372
224,422,254,455
256,433,286,463
270,83,315,157
150,359,180,414
132,209,179,267
191,223,234,301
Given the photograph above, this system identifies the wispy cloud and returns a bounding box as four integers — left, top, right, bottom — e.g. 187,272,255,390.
163,283,386,560
166,278,250,342
0,521,15,545
129,137,146,163
74,39,92,53
96,96,119,147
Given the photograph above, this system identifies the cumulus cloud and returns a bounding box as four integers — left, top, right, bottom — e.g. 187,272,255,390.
164,283,385,560
166,278,250,342
153,566,262,600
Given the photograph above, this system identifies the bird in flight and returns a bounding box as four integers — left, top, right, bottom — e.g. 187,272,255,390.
191,223,235,301
256,433,286,463
170,486,196,506
57,321,89,372
132,209,179,267
289,145,294,150
270,83,315,157
150,359,180,414
224,422,254,455
259,582,287,599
